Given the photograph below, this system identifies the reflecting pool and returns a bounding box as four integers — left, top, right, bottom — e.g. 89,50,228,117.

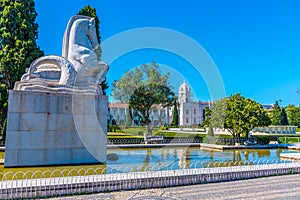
106,147,298,173
0,147,299,177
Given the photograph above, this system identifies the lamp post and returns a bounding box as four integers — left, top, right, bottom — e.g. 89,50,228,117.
297,90,300,107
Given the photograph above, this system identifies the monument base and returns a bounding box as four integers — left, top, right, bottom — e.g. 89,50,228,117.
4,90,107,167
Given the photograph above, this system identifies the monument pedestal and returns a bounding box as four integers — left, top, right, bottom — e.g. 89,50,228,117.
4,90,107,167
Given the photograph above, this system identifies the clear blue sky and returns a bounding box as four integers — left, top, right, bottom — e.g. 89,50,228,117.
35,0,300,106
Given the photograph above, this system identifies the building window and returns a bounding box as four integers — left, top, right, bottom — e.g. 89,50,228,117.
194,118,196,124
186,109,189,115
186,118,189,123
194,109,196,115
120,108,125,115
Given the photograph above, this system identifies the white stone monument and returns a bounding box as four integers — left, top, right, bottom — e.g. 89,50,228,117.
4,15,109,167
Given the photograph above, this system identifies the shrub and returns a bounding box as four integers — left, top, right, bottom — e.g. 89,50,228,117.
108,125,124,133
1,118,7,141
255,136,270,145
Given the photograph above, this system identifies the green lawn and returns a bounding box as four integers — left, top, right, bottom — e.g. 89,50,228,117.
108,127,206,139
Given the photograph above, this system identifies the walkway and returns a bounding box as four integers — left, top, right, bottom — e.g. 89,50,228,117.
52,174,300,200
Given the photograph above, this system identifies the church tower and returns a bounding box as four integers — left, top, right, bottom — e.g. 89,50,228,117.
178,80,190,104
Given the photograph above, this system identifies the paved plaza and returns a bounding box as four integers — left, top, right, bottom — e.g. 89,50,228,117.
52,174,300,200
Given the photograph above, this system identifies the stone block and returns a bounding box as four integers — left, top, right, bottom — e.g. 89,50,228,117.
48,95,58,113
19,113,48,131
6,113,20,131
5,90,108,167
72,94,98,114
22,92,36,112
33,93,48,113
8,90,21,113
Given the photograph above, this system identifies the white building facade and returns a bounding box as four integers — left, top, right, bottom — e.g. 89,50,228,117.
178,81,212,126
108,81,212,127
108,102,173,127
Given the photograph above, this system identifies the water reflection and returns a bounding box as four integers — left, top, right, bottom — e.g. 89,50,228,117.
106,147,297,173
0,147,298,178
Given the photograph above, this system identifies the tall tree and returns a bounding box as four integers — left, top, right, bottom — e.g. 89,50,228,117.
171,99,179,126
78,5,108,94
271,101,282,125
209,93,271,138
280,108,289,125
129,83,175,135
201,107,212,128
0,0,43,137
125,108,132,127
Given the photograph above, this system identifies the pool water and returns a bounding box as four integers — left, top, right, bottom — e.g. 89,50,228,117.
106,147,297,173
0,147,298,178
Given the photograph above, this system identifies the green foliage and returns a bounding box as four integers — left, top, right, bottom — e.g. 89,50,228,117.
113,63,175,134
125,110,132,126
255,136,270,145
1,117,6,141
0,83,8,131
209,93,271,138
171,99,179,126
271,101,282,125
112,62,171,103
0,0,44,88
201,107,212,127
280,108,289,125
286,104,300,127
0,0,43,132
207,126,214,136
108,125,124,133
129,83,175,126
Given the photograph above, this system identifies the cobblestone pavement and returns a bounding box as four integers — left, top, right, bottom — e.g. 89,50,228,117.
52,174,300,200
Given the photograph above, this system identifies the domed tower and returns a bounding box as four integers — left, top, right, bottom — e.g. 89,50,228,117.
178,81,191,104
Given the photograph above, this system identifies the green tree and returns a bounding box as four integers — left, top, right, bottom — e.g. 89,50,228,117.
286,105,300,127
201,107,212,128
0,0,43,136
78,5,108,95
280,108,289,125
171,99,179,126
129,83,175,135
0,82,8,138
112,62,171,103
271,101,282,125
209,93,271,138
125,108,132,126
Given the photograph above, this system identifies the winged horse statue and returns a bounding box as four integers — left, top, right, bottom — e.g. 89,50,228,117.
18,15,108,94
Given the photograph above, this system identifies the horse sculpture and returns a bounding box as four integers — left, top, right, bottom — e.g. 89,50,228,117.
19,15,108,93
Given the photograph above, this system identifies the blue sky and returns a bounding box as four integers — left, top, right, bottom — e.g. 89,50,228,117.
35,0,300,106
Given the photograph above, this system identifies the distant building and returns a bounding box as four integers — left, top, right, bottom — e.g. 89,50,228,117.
108,102,172,127
108,81,212,127
178,81,212,126
262,104,274,110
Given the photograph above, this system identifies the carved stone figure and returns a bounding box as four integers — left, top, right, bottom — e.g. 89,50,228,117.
5,15,108,167
17,15,109,94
